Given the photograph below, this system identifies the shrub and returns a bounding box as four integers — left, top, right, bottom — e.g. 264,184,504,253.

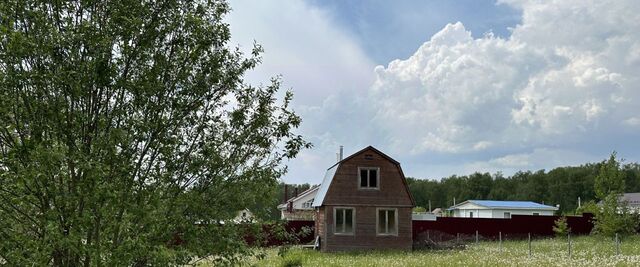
553,216,571,237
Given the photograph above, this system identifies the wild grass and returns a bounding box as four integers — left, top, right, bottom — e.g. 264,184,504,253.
231,235,640,267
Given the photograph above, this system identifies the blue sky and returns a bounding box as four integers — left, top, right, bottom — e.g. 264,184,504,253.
307,0,521,64
227,0,640,184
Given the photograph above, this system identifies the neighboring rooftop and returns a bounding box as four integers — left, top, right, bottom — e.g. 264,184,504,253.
277,185,320,209
449,200,559,210
620,193,640,205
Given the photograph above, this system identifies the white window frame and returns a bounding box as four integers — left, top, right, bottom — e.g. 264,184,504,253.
334,207,355,235
469,211,474,218
376,208,398,236
504,212,511,219
358,167,380,190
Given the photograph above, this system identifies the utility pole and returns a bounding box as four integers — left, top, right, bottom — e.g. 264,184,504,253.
578,197,581,208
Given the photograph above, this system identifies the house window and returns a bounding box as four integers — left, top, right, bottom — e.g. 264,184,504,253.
303,199,313,208
359,167,379,189
334,207,355,235
533,213,539,216
504,212,511,219
377,208,398,235
242,212,247,218
469,212,474,218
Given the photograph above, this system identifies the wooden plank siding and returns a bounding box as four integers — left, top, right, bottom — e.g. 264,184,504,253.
321,206,412,251
315,147,414,251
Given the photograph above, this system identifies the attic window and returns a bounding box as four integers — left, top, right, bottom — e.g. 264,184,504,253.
364,154,374,160
359,167,379,189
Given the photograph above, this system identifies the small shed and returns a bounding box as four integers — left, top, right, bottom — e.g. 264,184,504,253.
448,200,558,218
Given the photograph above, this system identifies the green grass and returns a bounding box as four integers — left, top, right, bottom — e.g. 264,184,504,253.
233,235,640,267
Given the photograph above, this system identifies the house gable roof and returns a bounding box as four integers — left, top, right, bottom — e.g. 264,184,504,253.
449,200,558,210
277,185,320,209
312,146,415,207
311,164,339,207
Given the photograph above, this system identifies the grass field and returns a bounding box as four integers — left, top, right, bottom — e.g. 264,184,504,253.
233,235,640,267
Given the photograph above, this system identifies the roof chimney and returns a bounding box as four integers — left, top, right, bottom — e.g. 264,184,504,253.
283,184,288,203
339,145,343,161
294,187,299,197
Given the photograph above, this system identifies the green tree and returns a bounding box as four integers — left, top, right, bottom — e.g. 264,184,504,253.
0,0,309,265
592,152,637,237
594,152,625,200
552,216,571,237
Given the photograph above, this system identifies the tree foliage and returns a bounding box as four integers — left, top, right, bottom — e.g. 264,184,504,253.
591,152,638,237
552,216,570,237
594,152,626,200
404,159,640,215
0,0,309,265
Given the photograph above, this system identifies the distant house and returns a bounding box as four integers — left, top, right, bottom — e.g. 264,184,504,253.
448,200,558,218
620,193,640,212
312,146,415,252
233,208,255,223
277,185,320,221
599,193,640,213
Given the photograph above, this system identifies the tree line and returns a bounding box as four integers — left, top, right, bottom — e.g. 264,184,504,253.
272,157,640,219
408,160,640,214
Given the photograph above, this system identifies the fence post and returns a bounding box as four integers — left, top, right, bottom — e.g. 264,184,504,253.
616,233,620,255
528,233,531,257
499,232,502,253
475,230,479,244
568,233,572,258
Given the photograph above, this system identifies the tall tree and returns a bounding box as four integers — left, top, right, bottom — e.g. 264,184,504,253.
594,152,625,200
0,0,309,265
592,152,637,237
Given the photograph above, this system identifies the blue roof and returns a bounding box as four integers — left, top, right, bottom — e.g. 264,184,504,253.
452,200,558,210
312,164,339,207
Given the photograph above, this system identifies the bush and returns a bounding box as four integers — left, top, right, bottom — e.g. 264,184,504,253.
552,216,571,237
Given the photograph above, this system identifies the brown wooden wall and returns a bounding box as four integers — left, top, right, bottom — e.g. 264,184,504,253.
322,147,413,207
321,206,412,251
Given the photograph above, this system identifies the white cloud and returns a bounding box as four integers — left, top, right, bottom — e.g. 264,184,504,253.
370,0,640,156
463,148,597,175
228,0,640,182
227,0,376,184
226,0,375,106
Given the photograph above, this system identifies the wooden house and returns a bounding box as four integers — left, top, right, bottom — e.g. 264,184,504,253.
312,146,415,251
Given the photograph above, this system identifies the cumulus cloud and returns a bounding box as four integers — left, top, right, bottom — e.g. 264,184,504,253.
229,0,640,181
370,0,640,165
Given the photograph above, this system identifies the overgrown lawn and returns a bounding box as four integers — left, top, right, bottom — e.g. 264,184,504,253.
229,235,640,267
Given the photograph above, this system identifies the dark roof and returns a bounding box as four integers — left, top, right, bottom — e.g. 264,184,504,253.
327,145,400,170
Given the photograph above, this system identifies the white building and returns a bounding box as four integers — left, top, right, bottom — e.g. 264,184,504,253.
448,200,558,218
233,208,255,223
277,185,319,220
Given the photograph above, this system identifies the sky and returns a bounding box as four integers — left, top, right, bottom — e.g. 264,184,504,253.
227,0,640,184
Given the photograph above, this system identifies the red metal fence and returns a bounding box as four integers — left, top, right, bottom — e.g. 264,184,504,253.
412,213,594,240
251,213,595,246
